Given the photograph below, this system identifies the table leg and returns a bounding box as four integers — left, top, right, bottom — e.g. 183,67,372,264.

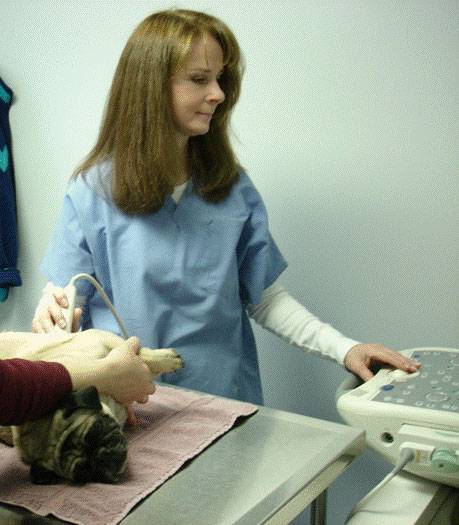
310,490,327,525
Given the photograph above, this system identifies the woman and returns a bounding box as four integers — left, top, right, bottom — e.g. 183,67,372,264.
32,9,418,404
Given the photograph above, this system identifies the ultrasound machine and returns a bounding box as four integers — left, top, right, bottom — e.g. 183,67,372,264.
337,347,459,524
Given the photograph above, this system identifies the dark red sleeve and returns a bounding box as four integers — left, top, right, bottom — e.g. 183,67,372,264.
0,359,73,425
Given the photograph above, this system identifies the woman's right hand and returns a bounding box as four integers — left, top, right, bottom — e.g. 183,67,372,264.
32,282,82,333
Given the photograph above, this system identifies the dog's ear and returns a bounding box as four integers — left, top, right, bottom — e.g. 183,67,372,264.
30,462,60,484
0,426,14,447
59,386,102,417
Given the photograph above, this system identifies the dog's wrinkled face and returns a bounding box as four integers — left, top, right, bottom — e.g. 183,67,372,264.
14,387,128,484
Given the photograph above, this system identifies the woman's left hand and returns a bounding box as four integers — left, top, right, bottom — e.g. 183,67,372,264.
344,343,421,382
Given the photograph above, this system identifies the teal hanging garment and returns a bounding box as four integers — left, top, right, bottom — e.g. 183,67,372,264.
0,77,22,301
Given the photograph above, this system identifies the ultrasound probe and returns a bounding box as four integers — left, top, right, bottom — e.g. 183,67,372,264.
62,273,129,338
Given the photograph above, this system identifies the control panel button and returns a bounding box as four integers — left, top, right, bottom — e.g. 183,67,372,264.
426,392,449,402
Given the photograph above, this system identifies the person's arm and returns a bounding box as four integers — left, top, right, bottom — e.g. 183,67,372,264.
247,281,419,380
0,359,72,425
247,281,358,363
0,333,155,425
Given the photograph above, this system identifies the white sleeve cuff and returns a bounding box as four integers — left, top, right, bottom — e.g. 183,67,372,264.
247,281,359,365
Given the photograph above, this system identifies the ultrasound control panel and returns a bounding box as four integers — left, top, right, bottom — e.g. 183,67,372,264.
372,350,459,413
337,347,459,487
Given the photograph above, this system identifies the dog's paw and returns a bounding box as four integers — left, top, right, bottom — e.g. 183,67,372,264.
139,348,184,376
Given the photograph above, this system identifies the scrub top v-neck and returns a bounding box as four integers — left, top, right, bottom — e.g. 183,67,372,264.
40,161,287,403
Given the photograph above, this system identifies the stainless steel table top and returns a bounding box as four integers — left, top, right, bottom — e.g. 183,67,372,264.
0,402,364,525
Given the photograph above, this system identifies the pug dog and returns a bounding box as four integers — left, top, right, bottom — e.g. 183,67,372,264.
0,329,183,484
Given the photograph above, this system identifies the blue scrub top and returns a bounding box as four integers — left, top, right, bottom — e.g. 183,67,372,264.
40,162,287,404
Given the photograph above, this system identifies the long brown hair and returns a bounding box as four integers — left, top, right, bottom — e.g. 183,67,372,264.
74,9,243,215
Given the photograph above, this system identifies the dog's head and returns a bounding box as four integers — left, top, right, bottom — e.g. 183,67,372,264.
15,387,128,484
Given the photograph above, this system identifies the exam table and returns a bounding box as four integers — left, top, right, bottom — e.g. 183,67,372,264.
0,403,364,525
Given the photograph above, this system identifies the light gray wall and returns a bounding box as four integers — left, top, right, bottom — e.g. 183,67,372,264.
1,1,458,523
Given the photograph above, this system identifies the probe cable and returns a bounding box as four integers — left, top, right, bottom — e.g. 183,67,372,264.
346,447,415,521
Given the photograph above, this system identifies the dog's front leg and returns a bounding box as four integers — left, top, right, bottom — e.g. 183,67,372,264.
139,348,184,376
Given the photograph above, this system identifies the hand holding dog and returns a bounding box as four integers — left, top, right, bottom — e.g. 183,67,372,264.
64,335,156,405
1,329,156,406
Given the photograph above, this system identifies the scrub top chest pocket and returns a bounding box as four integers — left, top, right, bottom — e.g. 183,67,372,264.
180,216,245,294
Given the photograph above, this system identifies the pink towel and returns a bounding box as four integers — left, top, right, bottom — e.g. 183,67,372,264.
0,385,257,525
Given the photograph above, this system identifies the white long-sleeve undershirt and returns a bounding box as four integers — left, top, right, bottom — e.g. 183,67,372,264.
173,182,358,364
247,281,359,365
